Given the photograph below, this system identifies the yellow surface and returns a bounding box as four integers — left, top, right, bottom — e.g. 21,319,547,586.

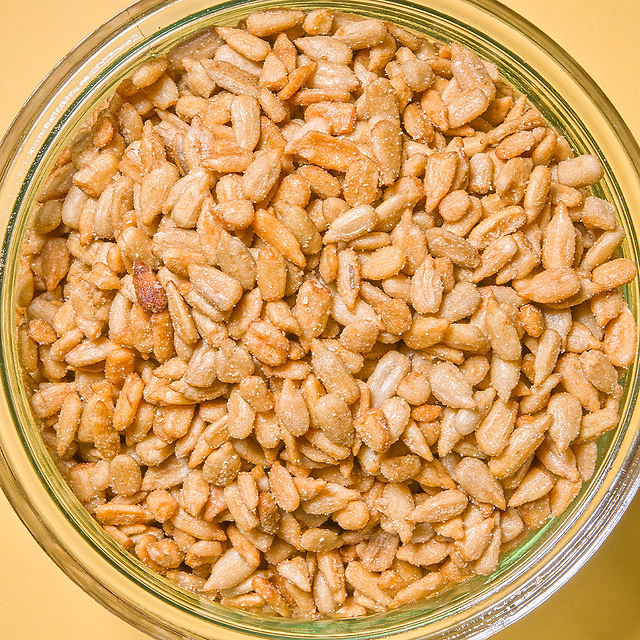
1,1,640,639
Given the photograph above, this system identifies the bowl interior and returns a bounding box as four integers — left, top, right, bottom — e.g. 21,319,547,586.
1,1,640,639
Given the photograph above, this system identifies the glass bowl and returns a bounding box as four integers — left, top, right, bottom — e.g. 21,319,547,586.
1,1,639,639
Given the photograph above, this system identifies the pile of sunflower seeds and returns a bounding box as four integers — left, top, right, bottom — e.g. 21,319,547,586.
17,7,637,618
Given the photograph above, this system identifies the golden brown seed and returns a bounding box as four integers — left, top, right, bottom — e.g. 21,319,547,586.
247,9,306,37
514,267,581,304
203,442,241,486
313,393,354,446
556,154,604,188
294,278,332,340
275,379,310,437
269,462,300,512
403,316,450,350
361,246,406,281
41,238,70,291
311,339,360,405
243,320,290,366
604,306,637,368
409,489,469,523
293,130,361,173
256,246,287,301
253,208,306,268
424,152,457,212
342,157,379,206
542,203,576,270
354,409,391,453
591,258,637,290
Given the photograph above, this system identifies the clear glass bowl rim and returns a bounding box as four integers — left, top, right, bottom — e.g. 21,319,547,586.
1,1,640,640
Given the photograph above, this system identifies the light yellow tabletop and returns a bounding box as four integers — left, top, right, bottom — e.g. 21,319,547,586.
1,1,639,639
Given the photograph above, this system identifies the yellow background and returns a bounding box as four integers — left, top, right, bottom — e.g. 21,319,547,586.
1,1,639,638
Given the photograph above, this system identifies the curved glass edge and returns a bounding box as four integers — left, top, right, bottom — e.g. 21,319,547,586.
0,1,639,640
